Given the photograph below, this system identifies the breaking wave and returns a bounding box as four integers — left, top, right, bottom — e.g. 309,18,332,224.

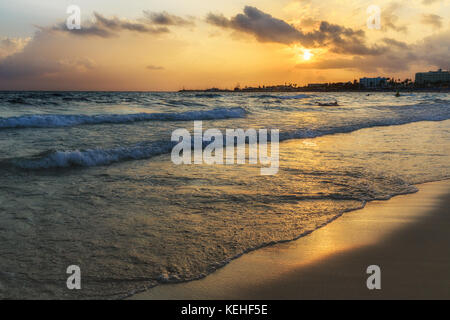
13,141,176,169
12,104,450,170
278,107,450,141
0,107,247,129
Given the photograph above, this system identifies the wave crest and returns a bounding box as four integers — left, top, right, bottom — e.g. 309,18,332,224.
13,141,176,169
11,103,450,170
0,107,247,129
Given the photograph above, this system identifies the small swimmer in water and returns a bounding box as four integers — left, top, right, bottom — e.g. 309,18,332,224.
318,101,339,106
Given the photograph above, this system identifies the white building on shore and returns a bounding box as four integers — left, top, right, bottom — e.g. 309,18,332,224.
415,69,450,85
359,77,387,89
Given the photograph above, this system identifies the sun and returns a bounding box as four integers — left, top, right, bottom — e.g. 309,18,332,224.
303,49,313,61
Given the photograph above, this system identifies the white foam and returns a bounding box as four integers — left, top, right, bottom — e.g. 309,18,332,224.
14,141,176,169
13,103,450,170
278,110,450,142
0,107,247,129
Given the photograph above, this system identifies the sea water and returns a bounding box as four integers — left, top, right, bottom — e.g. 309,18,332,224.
0,91,449,298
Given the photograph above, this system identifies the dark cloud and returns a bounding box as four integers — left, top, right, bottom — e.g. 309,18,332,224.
94,13,168,33
45,21,115,38
144,11,194,26
317,21,386,55
205,13,230,28
382,38,410,49
420,14,443,29
207,6,385,55
297,30,450,73
46,12,186,38
206,6,306,45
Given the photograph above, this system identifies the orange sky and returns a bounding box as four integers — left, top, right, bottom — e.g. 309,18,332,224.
0,0,449,90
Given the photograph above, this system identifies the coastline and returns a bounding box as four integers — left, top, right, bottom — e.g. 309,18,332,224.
178,88,450,93
130,179,450,300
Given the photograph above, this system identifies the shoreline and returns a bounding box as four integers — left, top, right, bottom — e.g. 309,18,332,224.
130,179,450,300
179,89,450,93
1,89,449,93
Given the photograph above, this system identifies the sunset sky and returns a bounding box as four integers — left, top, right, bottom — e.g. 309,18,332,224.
0,0,449,91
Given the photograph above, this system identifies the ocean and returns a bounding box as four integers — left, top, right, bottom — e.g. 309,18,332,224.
0,91,449,299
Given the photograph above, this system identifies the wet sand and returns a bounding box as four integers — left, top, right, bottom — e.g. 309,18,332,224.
131,180,450,300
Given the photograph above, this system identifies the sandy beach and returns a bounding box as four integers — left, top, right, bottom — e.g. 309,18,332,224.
131,180,450,300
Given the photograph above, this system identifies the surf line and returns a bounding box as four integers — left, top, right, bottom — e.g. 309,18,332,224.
171,121,279,175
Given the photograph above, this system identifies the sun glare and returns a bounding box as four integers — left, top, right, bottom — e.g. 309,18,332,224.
303,49,313,61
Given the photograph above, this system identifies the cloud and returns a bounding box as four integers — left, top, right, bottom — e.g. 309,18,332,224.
206,6,306,45
298,18,319,28
420,14,443,29
298,55,413,73
382,38,410,49
0,55,59,79
144,11,194,26
422,0,440,5
207,6,385,55
0,10,192,83
46,11,187,38
94,13,169,33
0,56,58,79
382,3,408,33
1,5,447,88
417,29,450,67
0,31,59,79
46,21,116,38
297,30,450,73
0,31,98,79
0,37,31,59
58,57,97,72
317,21,386,55
205,13,230,28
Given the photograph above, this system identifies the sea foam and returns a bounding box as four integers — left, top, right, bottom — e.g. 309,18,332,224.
13,104,450,170
0,107,247,129
13,141,176,169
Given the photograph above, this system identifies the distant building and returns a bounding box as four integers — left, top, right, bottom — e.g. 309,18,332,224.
307,83,328,88
359,77,387,88
308,83,327,88
415,69,450,85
